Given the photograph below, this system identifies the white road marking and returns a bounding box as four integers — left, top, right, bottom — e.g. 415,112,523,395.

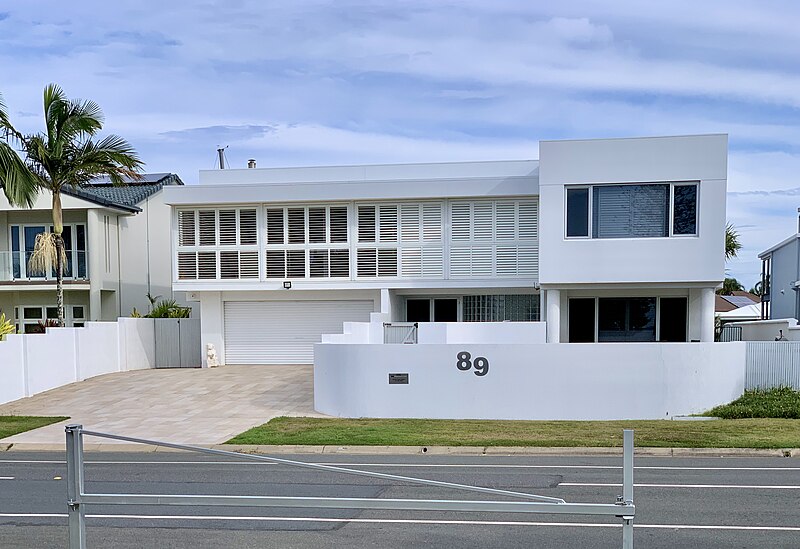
1,459,799,472
560,482,800,489
0,477,14,480
1,513,800,532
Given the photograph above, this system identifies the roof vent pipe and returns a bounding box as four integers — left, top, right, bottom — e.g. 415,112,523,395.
248,159,257,169
217,147,226,170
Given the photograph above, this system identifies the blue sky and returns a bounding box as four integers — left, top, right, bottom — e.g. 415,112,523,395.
2,0,800,287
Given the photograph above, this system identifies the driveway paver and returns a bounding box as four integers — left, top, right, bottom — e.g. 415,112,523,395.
0,365,322,446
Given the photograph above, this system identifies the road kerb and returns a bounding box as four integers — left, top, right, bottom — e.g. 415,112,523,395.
1,442,798,457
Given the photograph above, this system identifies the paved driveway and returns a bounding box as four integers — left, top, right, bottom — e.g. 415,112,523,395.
0,365,321,446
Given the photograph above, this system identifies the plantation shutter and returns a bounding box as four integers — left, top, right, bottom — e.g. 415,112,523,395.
451,203,471,241
239,209,258,245
266,208,285,244
198,210,216,246
422,203,442,241
219,210,237,245
178,211,196,246
495,202,516,240
308,207,326,243
329,206,348,243
379,205,398,242
358,206,376,242
401,204,420,241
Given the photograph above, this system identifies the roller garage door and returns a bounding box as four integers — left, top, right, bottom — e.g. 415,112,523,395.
223,300,374,364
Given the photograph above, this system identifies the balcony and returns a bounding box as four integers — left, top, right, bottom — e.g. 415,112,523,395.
0,250,89,283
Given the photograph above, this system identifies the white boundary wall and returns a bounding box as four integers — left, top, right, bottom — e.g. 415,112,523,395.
315,340,746,420
0,318,156,406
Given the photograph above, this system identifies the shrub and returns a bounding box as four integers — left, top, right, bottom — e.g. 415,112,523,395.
706,388,800,419
0,312,15,341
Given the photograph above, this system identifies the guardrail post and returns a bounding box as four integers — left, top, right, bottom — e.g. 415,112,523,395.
621,429,634,549
66,424,86,549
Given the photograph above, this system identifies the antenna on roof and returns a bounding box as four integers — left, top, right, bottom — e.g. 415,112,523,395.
216,146,228,170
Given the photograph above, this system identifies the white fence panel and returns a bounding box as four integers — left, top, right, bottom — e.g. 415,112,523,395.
745,342,800,390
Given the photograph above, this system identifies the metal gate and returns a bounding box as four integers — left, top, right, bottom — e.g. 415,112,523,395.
65,425,635,549
154,318,201,368
384,322,419,344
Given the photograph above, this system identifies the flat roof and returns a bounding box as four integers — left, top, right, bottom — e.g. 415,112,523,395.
759,234,799,258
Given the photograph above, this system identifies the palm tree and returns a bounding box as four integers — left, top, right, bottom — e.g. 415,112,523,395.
725,223,742,260
0,84,143,326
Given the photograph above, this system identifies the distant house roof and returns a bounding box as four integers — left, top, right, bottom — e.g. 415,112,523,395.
715,291,760,313
718,303,761,321
62,173,183,213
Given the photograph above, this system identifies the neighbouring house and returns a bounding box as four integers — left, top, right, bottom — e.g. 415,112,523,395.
758,219,800,321
0,173,187,332
164,134,728,366
715,291,760,315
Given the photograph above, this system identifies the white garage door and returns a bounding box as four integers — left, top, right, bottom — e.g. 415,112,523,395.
223,300,374,364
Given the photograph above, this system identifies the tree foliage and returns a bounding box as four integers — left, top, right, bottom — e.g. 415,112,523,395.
725,223,742,260
0,85,143,326
717,277,745,295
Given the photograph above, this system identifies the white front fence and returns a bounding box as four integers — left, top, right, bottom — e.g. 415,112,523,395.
746,342,800,390
0,319,158,406
315,341,747,420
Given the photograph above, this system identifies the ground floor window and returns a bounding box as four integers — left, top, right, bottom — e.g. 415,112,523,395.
404,294,540,322
462,294,539,322
13,305,86,333
568,296,687,343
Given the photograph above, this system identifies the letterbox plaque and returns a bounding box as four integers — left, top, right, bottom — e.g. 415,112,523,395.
388,373,409,385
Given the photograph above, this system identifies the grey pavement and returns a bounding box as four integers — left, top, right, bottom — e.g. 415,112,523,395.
1,452,799,548
0,365,322,446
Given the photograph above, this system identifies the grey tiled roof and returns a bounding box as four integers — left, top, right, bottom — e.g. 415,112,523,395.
63,173,184,211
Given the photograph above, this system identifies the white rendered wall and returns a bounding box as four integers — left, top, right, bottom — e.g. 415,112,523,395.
0,335,25,405
118,190,188,317
538,135,727,286
314,342,746,420
0,319,158,406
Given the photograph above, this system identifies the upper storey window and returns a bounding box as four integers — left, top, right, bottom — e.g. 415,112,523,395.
565,182,698,239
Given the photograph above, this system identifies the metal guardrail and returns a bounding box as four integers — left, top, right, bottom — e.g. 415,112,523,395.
383,322,419,344
65,425,636,548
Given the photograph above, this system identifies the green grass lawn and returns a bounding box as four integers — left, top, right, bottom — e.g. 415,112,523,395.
0,416,69,440
227,417,800,449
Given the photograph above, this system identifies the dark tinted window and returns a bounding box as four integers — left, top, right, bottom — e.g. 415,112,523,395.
406,299,431,322
598,298,656,342
566,188,589,237
673,185,697,235
659,298,688,342
568,298,595,342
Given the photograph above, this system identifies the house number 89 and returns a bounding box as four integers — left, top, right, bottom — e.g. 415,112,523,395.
456,351,490,377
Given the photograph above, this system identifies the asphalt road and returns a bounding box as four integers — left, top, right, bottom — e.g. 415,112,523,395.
1,451,799,548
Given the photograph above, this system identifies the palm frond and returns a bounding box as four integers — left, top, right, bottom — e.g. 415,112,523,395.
61,135,143,188
0,141,39,207
27,232,65,275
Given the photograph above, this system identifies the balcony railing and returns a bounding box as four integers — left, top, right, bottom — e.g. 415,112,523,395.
0,251,89,282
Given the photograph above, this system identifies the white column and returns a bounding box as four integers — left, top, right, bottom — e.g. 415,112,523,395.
86,209,104,321
199,291,224,367
380,288,391,315
699,287,715,342
546,289,561,343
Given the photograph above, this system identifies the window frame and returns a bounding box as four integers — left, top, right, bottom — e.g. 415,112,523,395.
564,182,699,240
8,222,88,280
567,295,689,342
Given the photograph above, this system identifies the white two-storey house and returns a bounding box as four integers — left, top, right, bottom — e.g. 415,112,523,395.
165,134,727,366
